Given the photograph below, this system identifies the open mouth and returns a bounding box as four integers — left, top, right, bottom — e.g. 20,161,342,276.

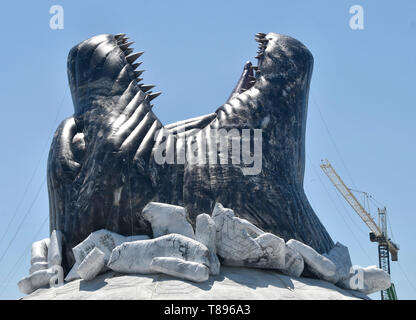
225,32,269,101
113,32,269,108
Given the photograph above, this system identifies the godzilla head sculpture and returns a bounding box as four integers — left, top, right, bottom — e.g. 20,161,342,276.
48,32,334,272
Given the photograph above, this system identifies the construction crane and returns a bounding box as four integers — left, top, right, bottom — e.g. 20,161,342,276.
320,160,399,300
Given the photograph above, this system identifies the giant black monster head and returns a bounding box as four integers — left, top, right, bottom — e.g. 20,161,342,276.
67,34,149,134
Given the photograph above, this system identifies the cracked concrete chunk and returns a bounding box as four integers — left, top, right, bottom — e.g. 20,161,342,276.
339,265,391,294
72,229,149,266
29,261,49,274
48,230,62,268
281,243,304,278
213,203,286,270
77,247,105,281
142,202,195,239
195,213,220,275
18,269,56,294
323,242,352,282
107,233,210,274
287,239,338,283
30,238,49,265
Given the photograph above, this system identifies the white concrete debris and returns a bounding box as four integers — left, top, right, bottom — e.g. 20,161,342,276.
142,202,195,239
339,265,391,295
212,203,286,270
68,229,149,281
281,244,304,278
29,238,50,275
107,233,210,274
48,230,63,268
286,239,338,283
18,269,57,294
77,247,106,281
29,262,49,274
195,213,220,275
324,242,352,282
72,229,149,268
30,238,49,265
17,203,389,297
150,257,209,283
19,233,62,294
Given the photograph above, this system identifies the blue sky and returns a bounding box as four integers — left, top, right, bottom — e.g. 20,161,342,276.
0,0,415,299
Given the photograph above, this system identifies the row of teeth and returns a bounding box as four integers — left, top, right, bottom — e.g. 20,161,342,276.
255,32,267,59
242,33,267,91
115,33,161,103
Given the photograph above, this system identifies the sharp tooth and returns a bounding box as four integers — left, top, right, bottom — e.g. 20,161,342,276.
117,38,128,45
131,62,143,69
256,32,266,38
255,54,263,59
126,52,144,64
255,38,268,44
134,70,145,77
124,48,133,56
136,78,143,83
119,41,134,50
115,33,126,40
141,84,155,92
147,92,161,101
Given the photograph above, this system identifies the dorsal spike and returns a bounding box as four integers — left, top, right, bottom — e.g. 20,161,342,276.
131,62,143,70
123,48,133,56
119,41,134,50
147,92,162,101
134,70,145,77
140,84,156,92
114,33,126,40
126,52,144,64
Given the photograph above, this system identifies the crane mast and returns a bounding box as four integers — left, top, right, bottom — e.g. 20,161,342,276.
320,160,399,300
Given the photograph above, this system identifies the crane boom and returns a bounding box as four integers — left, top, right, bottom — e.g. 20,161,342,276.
320,160,382,236
320,160,399,261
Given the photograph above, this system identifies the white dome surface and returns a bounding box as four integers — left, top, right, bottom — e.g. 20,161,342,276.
22,266,369,300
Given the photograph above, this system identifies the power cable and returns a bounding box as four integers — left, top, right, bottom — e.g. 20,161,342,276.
311,94,358,189
0,86,68,251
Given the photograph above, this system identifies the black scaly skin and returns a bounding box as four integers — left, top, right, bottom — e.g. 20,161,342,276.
48,33,334,273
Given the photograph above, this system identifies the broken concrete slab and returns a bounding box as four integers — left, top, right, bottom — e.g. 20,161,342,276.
107,233,210,274
77,247,106,281
324,242,352,282
48,230,62,268
142,202,195,239
339,265,391,295
195,213,220,275
286,239,338,283
30,238,49,265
